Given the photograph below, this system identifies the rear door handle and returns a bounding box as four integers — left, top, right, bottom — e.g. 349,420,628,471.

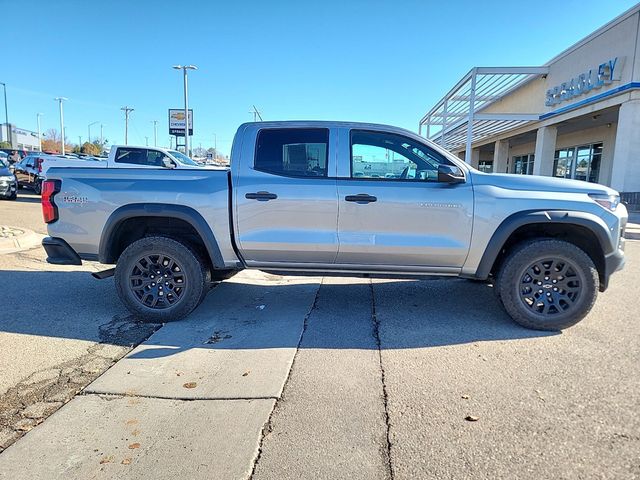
245,191,278,201
345,194,377,204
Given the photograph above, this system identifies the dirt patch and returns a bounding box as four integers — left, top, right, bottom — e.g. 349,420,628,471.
0,315,160,452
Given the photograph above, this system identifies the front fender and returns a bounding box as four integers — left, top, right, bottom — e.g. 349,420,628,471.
471,210,614,280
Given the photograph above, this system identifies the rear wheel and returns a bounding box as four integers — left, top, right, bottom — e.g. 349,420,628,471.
497,239,598,331
114,236,207,322
33,180,42,195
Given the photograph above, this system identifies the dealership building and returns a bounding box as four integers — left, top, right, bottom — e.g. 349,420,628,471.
420,4,640,207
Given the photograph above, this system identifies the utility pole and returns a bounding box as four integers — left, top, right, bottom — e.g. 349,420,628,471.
151,120,158,147
78,136,82,149
36,113,43,151
250,105,263,122
0,82,10,148
172,65,197,157
100,124,105,153
145,136,149,147
54,97,68,155
88,121,98,145
120,106,134,145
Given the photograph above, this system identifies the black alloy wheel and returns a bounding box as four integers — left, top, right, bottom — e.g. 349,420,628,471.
128,254,188,309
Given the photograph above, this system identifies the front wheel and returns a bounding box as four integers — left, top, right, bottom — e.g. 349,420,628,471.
496,239,598,331
33,180,42,195
114,236,207,322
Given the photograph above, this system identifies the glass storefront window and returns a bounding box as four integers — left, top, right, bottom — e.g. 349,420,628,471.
478,160,493,173
512,154,534,175
553,143,602,183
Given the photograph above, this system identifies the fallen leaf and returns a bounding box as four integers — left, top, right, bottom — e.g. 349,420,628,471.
242,371,250,377
131,429,140,436
183,382,197,389
128,443,141,449
465,415,479,422
121,458,132,465
125,419,138,426
99,456,114,464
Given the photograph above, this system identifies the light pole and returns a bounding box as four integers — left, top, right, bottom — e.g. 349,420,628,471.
1,82,10,147
88,121,99,145
100,124,105,153
36,113,43,151
54,97,68,155
213,133,217,159
151,120,158,147
120,106,134,145
145,136,149,147
172,65,197,156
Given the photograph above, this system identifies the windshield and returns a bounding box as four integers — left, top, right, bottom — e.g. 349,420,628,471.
168,150,200,166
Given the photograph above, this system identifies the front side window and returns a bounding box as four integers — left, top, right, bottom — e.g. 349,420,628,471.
115,148,169,167
255,128,328,177
350,130,450,181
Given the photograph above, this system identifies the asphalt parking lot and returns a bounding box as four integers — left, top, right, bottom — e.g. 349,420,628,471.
0,192,639,479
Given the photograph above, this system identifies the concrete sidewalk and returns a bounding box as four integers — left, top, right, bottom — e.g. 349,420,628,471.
0,271,321,480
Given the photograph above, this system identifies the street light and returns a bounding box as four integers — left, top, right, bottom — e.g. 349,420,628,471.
88,121,99,145
151,120,158,147
54,97,68,155
0,82,10,148
172,64,197,156
36,113,44,151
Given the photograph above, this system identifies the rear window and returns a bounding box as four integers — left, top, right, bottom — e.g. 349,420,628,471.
255,128,328,177
114,148,169,167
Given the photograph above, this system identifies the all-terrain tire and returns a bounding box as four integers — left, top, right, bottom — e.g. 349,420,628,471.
497,239,598,331
114,236,207,322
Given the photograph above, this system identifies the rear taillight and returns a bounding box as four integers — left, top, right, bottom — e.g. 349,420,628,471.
42,179,61,224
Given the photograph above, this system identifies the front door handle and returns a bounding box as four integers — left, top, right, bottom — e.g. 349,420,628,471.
345,194,377,204
245,191,278,201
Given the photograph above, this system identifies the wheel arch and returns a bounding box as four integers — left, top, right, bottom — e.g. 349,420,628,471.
99,203,226,270
474,210,613,287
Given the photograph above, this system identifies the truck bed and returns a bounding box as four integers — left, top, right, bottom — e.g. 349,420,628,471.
44,166,238,267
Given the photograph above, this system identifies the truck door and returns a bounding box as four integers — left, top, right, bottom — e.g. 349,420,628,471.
234,127,339,266
336,128,473,269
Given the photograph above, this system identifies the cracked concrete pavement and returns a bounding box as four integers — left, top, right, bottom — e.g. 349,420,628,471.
1,193,638,479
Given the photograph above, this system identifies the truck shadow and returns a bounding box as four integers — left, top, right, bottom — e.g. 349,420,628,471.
0,269,556,357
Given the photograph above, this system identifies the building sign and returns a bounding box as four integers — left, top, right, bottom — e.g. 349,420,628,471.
168,109,193,136
545,58,618,106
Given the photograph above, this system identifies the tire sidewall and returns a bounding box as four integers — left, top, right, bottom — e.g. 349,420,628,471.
115,237,205,322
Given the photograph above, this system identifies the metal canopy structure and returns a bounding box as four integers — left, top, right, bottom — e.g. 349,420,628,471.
419,66,549,157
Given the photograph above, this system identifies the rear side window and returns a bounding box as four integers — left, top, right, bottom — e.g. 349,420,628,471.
115,148,169,167
255,128,328,177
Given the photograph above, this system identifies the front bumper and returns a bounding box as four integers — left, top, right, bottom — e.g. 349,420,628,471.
0,179,16,197
42,237,82,265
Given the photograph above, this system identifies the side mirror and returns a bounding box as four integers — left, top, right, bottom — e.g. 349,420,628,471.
438,164,465,184
161,157,176,169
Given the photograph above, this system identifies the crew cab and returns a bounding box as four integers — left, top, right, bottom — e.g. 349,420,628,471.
41,121,627,330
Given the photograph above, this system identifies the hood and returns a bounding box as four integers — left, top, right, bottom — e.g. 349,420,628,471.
471,171,618,196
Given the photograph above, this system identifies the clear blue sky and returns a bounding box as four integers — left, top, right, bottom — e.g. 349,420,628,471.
2,0,638,155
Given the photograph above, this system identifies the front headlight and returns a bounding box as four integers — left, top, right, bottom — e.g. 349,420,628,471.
589,193,620,211
0,176,15,182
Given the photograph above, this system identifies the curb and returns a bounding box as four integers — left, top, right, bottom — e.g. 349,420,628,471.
0,226,44,254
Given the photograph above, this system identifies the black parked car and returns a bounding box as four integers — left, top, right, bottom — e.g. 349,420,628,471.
0,162,17,200
12,154,48,194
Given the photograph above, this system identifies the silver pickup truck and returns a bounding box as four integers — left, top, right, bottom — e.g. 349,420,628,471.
41,121,627,331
